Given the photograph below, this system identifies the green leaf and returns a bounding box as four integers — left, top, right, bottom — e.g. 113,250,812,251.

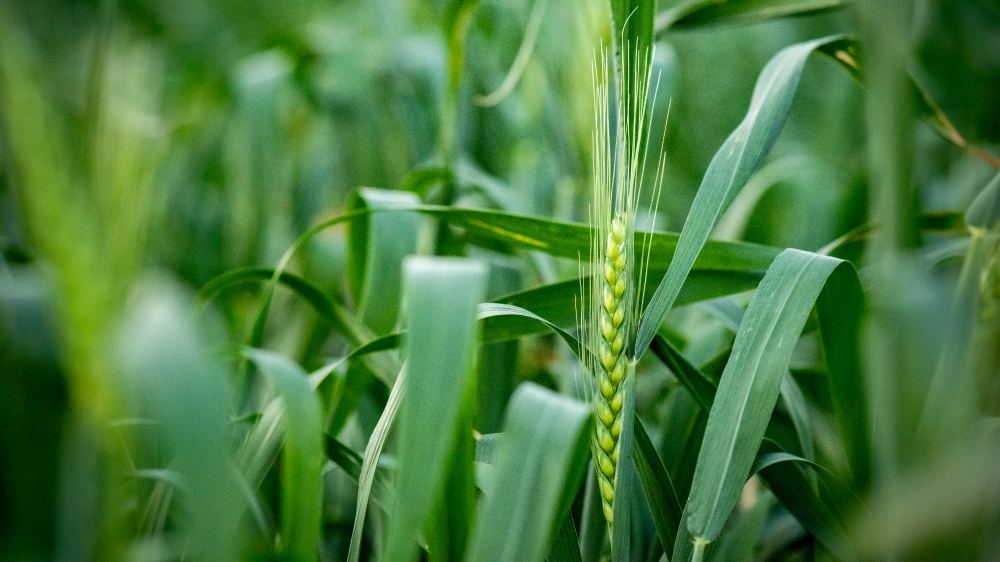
466,383,592,562
425,206,780,272
490,269,765,343
118,283,242,562
347,188,421,335
197,267,368,349
633,415,683,555
547,513,584,562
325,436,393,512
347,363,407,562
814,260,869,490
384,257,486,562
634,35,848,359
244,349,324,562
753,443,857,562
685,249,849,544
965,171,1000,232
655,0,846,34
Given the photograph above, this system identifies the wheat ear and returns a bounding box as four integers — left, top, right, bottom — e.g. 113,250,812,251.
584,42,663,545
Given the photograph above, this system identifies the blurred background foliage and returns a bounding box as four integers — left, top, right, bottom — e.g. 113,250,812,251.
1,0,999,560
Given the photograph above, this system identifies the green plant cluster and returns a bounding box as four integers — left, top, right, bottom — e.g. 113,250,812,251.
2,1,1000,562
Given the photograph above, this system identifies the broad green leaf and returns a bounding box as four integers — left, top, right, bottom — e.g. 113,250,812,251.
634,35,848,359
633,415,683,555
655,0,846,34
384,257,486,562
244,349,324,562
490,269,765,343
347,188,421,335
466,383,592,562
685,249,849,545
696,299,818,464
425,206,780,272
118,284,242,562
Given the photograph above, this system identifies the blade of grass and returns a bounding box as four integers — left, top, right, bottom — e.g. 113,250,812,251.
655,0,846,34
753,442,856,561
244,349,323,562
466,383,592,562
685,249,850,546
325,436,393,513
118,283,242,562
347,188,421,335
383,257,486,562
347,362,407,562
634,34,848,359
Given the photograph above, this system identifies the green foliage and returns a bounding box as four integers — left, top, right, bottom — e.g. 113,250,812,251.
2,0,999,561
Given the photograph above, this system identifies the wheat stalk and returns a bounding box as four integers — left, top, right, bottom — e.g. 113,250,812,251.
583,43,666,544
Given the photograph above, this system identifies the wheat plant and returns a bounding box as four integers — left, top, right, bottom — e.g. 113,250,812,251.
3,1,1000,562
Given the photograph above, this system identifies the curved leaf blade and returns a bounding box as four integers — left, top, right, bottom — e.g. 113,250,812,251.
685,249,846,544
634,34,847,358
656,0,846,34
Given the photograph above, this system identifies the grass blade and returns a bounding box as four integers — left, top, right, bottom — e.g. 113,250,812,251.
685,249,846,545
655,0,846,34
815,261,869,490
634,35,847,359
347,188,421,335
244,349,324,562
466,383,592,562
753,442,857,561
346,362,406,562
118,283,242,562
383,257,486,562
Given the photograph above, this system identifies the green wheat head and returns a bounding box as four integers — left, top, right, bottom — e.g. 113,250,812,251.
583,43,665,544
